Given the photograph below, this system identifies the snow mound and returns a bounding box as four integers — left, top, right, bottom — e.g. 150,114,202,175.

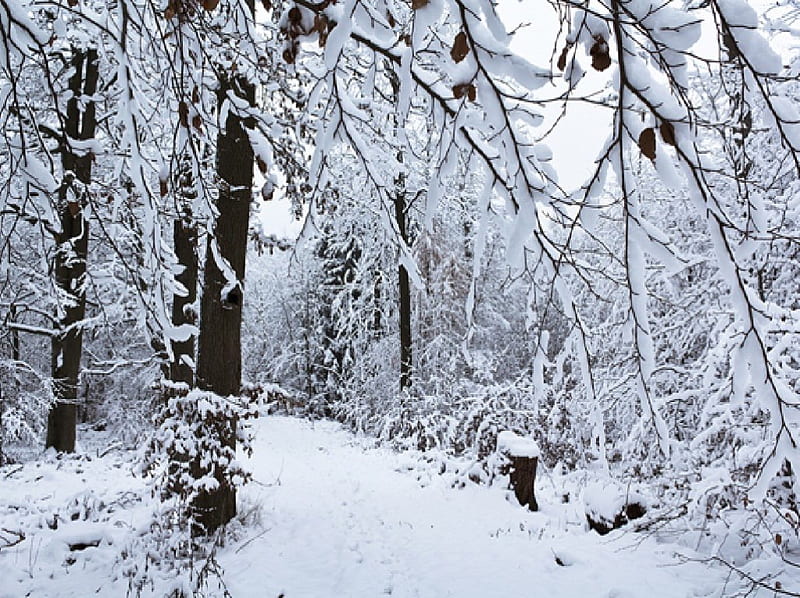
583,479,648,535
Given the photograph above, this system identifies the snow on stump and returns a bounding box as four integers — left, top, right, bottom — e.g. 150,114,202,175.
583,480,647,535
496,431,540,511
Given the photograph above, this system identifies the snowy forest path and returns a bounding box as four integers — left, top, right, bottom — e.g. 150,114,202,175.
224,416,724,598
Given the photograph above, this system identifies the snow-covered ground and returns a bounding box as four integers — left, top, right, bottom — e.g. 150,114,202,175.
0,416,782,597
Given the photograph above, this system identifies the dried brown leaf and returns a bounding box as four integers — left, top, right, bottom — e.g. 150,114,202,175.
590,36,611,72
659,121,675,146
638,127,657,161
450,31,469,63
557,45,569,71
288,6,302,23
453,83,476,102
178,101,189,128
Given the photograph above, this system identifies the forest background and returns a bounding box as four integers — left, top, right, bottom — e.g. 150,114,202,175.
0,0,799,593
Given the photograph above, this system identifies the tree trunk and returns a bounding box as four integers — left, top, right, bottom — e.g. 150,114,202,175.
47,48,98,453
394,191,412,391
194,21,255,531
169,158,198,386
387,69,413,392
507,455,539,511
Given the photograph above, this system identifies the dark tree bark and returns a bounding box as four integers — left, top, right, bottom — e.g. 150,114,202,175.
47,48,98,453
194,19,255,531
507,456,539,511
394,190,412,391
387,68,413,392
169,159,198,386
371,271,382,333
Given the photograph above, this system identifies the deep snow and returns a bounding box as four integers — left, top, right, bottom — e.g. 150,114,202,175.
0,416,775,597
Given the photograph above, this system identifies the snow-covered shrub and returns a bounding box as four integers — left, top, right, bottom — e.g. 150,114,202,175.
121,384,259,596
142,383,258,509
0,359,49,464
583,479,648,535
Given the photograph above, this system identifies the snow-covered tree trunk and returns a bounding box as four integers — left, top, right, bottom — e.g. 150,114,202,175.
47,47,98,453
394,180,413,392
388,73,412,391
170,162,198,387
194,0,257,530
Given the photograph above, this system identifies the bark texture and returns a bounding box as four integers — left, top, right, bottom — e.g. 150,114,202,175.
387,70,413,392
194,31,255,531
507,455,539,511
47,48,98,453
169,168,198,387
394,192,412,391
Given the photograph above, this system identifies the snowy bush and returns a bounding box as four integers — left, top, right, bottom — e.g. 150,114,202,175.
119,384,260,597
142,384,258,509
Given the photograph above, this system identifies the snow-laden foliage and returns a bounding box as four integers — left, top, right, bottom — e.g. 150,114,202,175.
0,0,798,589
142,384,257,512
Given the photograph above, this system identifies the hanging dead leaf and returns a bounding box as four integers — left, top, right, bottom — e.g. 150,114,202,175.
288,6,302,23
453,83,476,102
192,86,200,103
659,121,675,146
591,50,611,71
450,31,469,63
164,5,175,19
192,114,202,130
262,0,272,10
202,0,219,11
160,180,168,197
402,34,412,47
411,0,428,10
178,101,189,128
67,0,78,6
776,533,783,546
386,10,396,28
590,36,611,72
638,127,657,160
67,201,80,217
283,45,297,64
257,158,268,174
557,44,570,71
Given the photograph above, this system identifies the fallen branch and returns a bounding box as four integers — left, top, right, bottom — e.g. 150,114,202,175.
708,555,800,597
2,465,23,479
0,528,26,550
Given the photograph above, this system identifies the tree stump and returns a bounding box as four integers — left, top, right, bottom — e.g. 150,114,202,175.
497,431,540,511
